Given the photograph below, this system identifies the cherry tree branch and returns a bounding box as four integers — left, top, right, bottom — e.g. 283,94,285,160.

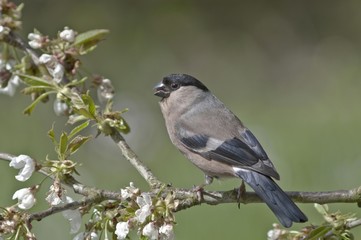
2,147,361,238
347,218,361,229
25,195,96,228
2,151,361,216
172,187,361,212
110,130,162,188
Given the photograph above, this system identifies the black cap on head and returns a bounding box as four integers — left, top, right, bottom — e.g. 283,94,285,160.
163,74,209,91
154,73,208,98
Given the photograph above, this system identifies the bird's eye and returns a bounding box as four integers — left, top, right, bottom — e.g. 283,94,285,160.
171,83,179,89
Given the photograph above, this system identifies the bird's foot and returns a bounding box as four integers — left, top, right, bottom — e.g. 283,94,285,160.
192,175,214,202
236,180,246,209
192,185,205,202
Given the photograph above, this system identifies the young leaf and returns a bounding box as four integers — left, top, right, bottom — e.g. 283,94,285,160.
73,108,96,120
118,118,130,134
67,135,92,155
73,29,109,55
48,124,57,144
68,120,90,139
17,74,54,87
70,91,86,109
21,85,54,95
67,114,88,125
64,77,87,88
307,225,333,240
82,94,96,117
59,132,68,159
314,203,329,215
23,91,56,115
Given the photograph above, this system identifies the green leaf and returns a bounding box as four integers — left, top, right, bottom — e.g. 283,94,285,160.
73,29,109,55
21,85,54,95
59,132,68,159
68,135,92,155
17,74,54,87
67,114,88,125
82,94,96,116
65,77,87,88
73,108,96,120
314,203,329,215
23,91,56,115
118,118,130,134
70,91,86,109
307,225,333,240
68,121,90,139
47,124,56,144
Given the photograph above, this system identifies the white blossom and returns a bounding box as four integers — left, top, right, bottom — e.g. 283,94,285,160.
28,33,42,49
97,78,115,103
39,53,64,83
0,26,8,33
159,224,174,240
62,196,82,234
28,41,42,49
53,98,69,116
115,221,129,240
267,224,286,240
60,27,76,42
142,222,158,240
92,208,102,222
120,182,139,200
135,192,152,223
0,75,21,97
46,183,65,206
73,232,98,240
9,155,35,181
39,54,56,65
28,33,42,41
10,75,20,86
12,188,36,209
0,25,10,37
52,63,64,83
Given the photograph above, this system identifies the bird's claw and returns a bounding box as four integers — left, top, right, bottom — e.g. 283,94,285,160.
236,180,246,209
192,185,205,202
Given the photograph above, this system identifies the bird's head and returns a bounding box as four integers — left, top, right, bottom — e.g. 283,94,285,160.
153,74,208,99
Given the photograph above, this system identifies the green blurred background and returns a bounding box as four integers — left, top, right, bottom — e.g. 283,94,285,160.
1,0,361,239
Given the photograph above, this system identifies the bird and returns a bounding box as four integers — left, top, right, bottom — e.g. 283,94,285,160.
153,73,307,228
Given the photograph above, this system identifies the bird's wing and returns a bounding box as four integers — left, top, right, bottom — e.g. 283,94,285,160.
177,124,280,180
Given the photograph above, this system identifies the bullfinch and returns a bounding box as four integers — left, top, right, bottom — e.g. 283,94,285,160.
154,73,307,227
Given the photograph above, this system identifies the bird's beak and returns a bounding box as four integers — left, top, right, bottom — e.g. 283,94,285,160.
153,82,170,98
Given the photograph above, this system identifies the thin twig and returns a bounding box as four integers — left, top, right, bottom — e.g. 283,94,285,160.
346,218,361,229
4,31,40,65
110,130,162,188
25,195,98,229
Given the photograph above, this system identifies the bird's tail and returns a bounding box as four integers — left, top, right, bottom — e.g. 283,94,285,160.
235,169,307,228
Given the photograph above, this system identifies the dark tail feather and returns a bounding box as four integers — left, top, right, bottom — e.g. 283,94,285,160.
235,169,307,228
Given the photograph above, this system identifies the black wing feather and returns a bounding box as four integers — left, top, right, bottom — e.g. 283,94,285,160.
179,130,280,179
180,134,259,167
180,134,209,150
240,128,268,160
207,137,259,166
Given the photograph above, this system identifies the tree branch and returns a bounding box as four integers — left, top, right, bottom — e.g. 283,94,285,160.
347,218,361,229
26,195,96,228
110,130,162,188
2,151,361,213
172,187,361,212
